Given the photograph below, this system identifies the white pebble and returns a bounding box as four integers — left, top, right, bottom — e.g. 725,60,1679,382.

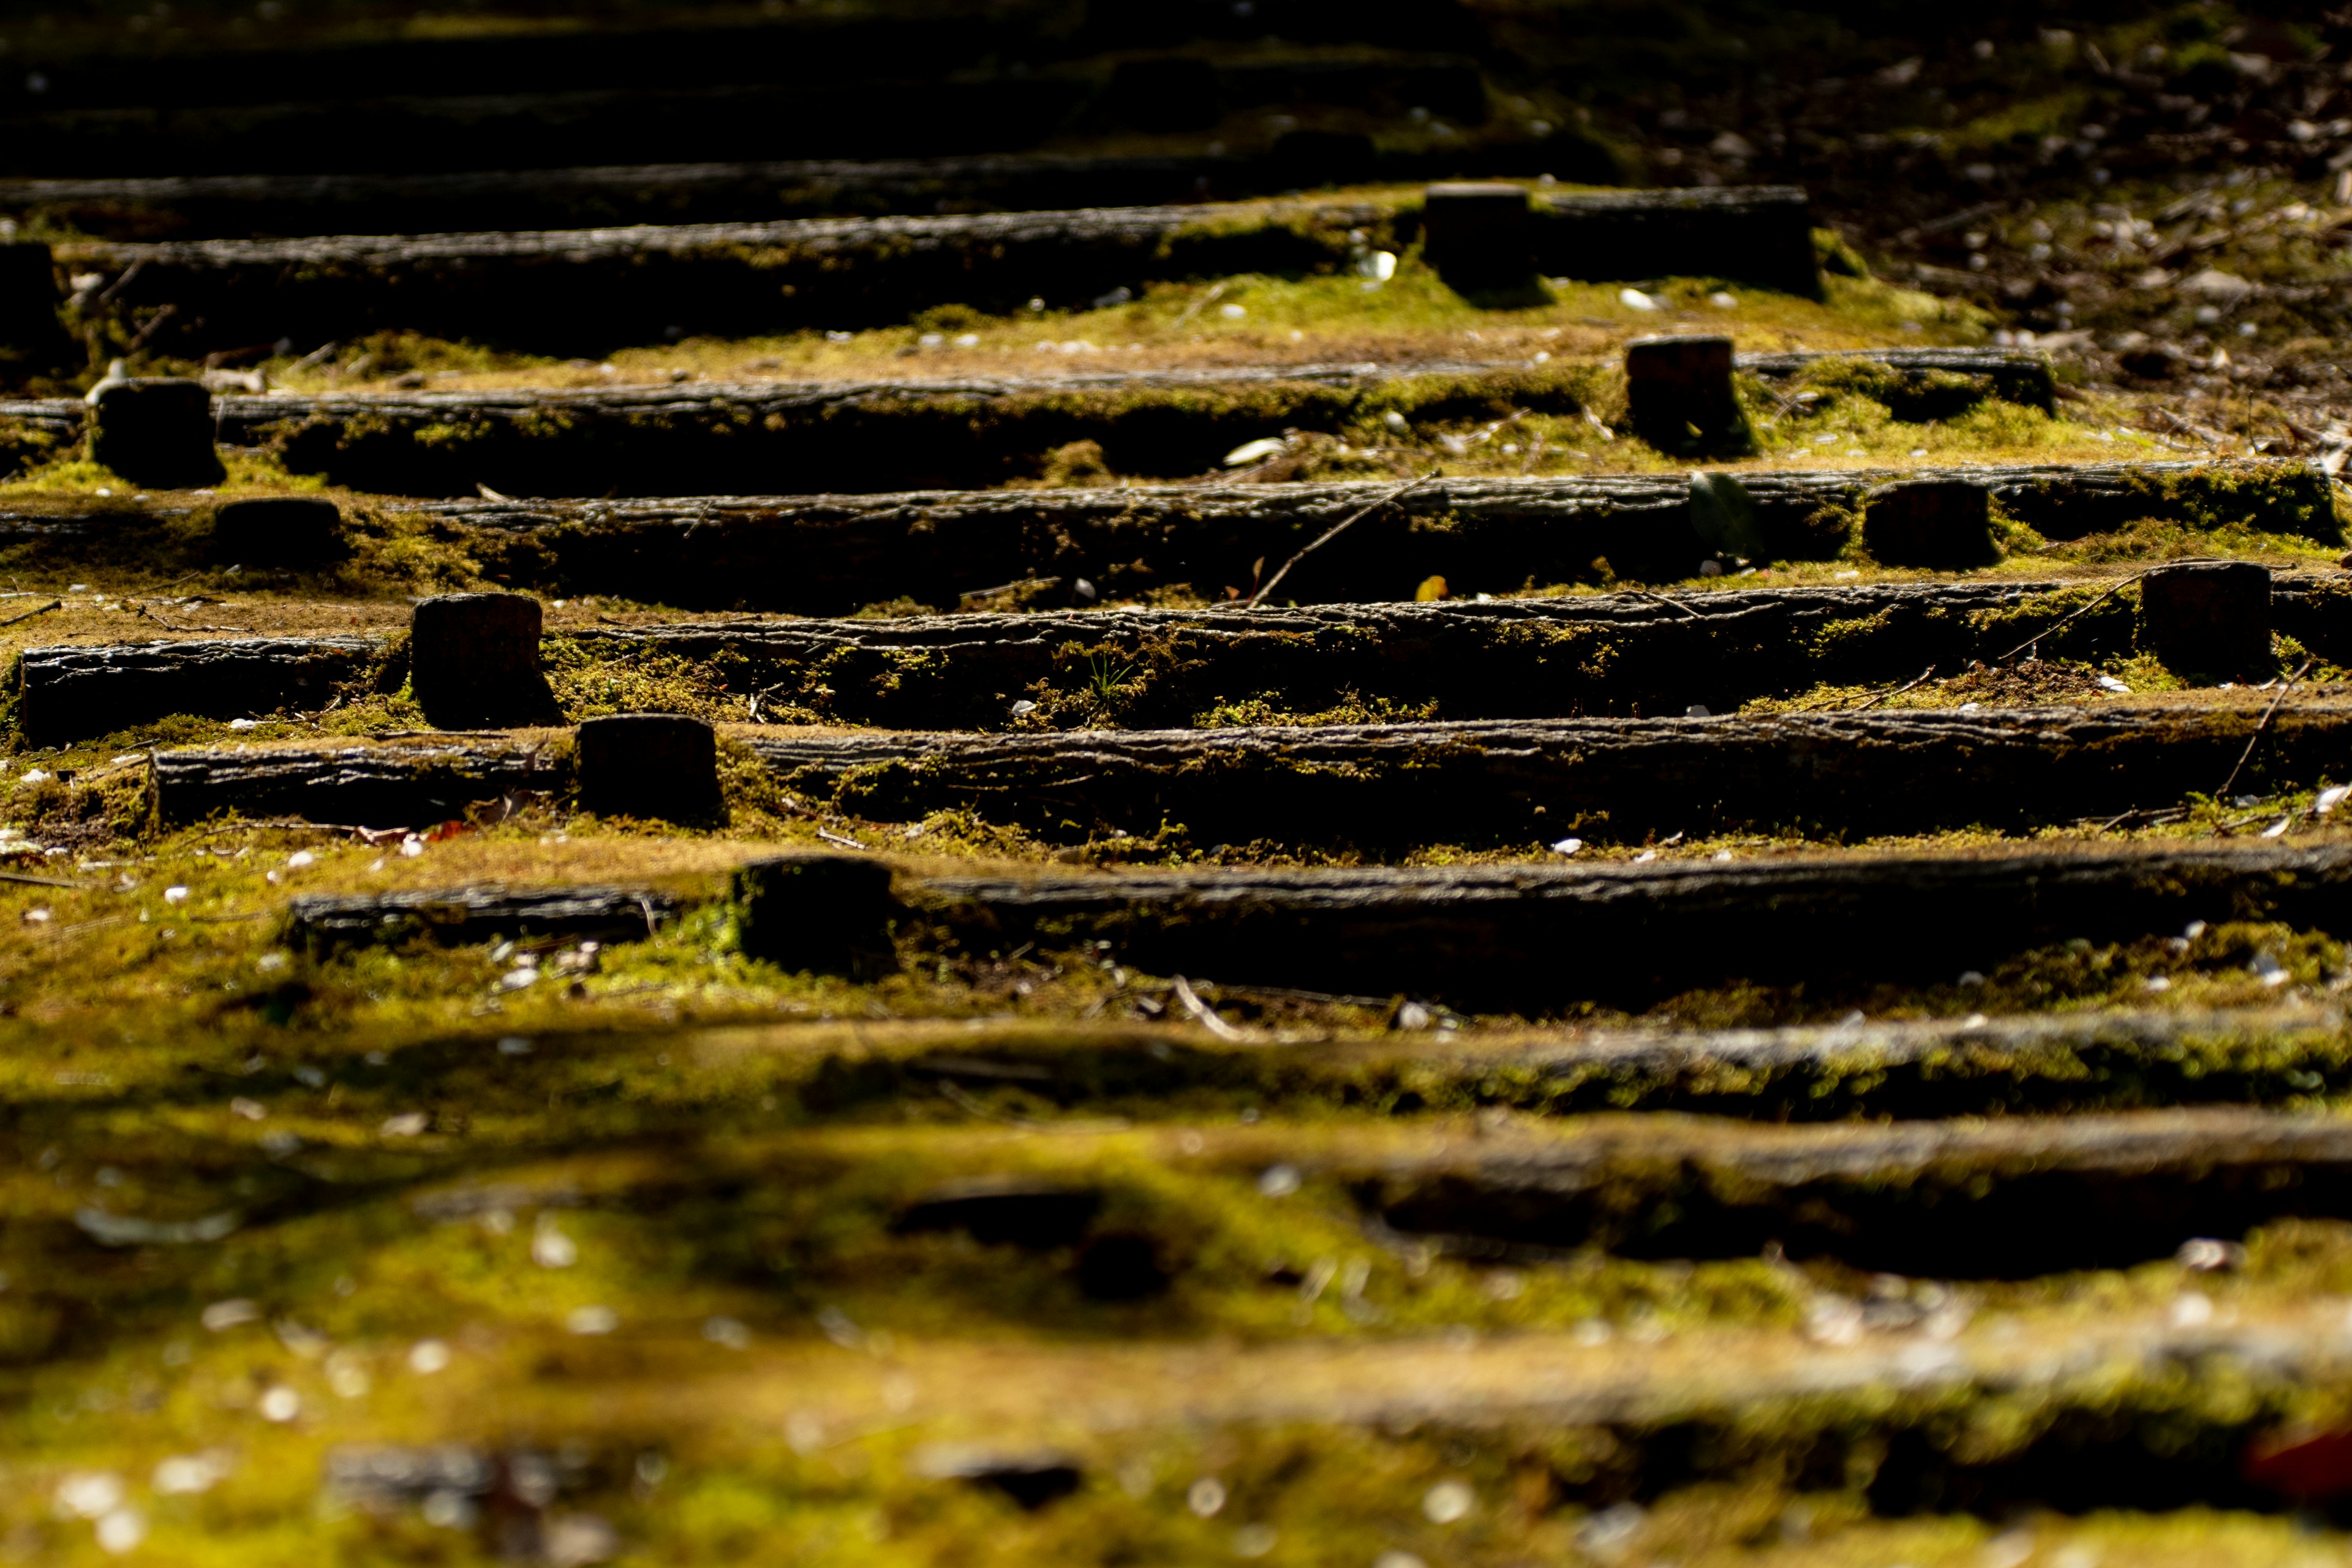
55,1472,124,1519
1619,288,1659,311
532,1216,579,1268
1257,1164,1301,1197
1550,837,1584,855
1423,1479,1474,1523
94,1508,146,1555
567,1305,619,1335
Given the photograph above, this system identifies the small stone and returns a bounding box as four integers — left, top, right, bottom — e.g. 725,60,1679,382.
89,379,225,489
209,496,344,567
1423,1480,1474,1523
1861,479,1997,568
2138,560,2271,676
732,853,902,978
1421,183,1532,291
1626,337,1750,456
565,1305,618,1335
2177,1237,2245,1271
409,592,551,729
913,1444,1085,1510
575,713,720,823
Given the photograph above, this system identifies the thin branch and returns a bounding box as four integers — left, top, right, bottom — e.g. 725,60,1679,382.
0,870,96,890
1246,470,1441,609
2218,658,2317,801
0,599,62,628
1170,974,1249,1042
1853,665,1937,712
1985,565,2207,666
1622,590,1704,620
1170,281,1229,331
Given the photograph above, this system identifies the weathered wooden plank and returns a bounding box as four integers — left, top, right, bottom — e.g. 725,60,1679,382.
32,573,2346,743
205,361,1581,497
62,188,1815,357
0,143,1569,241
1346,1107,2352,1275
912,842,2352,1009
1736,345,2057,414
15,637,378,747
0,47,1487,180
63,201,1381,356
145,703,2352,840
282,884,680,956
748,703,2352,845
385,458,2324,603
148,740,562,829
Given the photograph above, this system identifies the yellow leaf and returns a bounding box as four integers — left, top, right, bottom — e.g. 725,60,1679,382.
1415,575,1449,601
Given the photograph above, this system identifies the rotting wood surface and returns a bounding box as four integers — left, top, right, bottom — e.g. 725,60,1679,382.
16,635,378,746
35,574,2352,742
386,456,2313,603
746,701,2352,843
282,883,680,956
911,842,2352,1009
59,187,1815,355
147,703,2352,839
1346,1106,2352,1275
149,739,563,829
210,355,2057,499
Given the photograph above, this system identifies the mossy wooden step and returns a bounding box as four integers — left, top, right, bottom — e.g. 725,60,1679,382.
284,842,2352,1009
1342,1106,2352,1275
714,1006,2351,1121
29,571,2346,742
282,883,680,955
571,574,2343,728
383,455,2303,602
0,47,1493,179
5,144,1566,242
15,635,380,745
61,187,1814,358
910,842,2352,1009
745,701,2352,845
1736,345,2057,414
149,737,564,829
153,701,2352,840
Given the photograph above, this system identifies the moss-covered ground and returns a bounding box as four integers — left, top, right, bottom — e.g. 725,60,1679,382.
20,1,2352,1561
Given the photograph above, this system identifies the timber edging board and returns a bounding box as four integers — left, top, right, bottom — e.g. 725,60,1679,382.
277,843,2352,1011
146,703,2352,840
909,841,2352,1008
58,187,1816,355
32,571,2352,742
382,457,2310,602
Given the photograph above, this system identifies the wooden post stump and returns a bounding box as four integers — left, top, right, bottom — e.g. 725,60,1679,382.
2139,561,2272,674
575,713,721,822
1422,183,1531,291
733,853,902,978
89,379,226,489
409,592,548,729
210,496,344,566
0,242,66,359
1861,479,1997,568
1626,335,1749,456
